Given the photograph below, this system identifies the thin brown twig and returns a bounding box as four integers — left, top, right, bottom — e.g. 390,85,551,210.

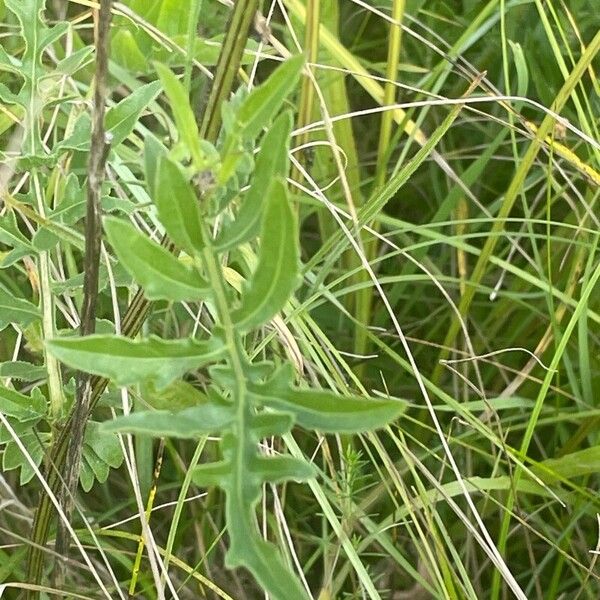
52,0,113,586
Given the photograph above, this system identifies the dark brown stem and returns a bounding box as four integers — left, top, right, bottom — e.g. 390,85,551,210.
52,0,112,589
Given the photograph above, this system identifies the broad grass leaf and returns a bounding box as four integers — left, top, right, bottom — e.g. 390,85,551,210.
102,405,235,438
155,62,204,166
232,178,299,331
46,334,225,389
111,29,148,72
533,446,600,483
156,0,190,37
105,81,162,146
104,217,210,302
237,54,304,139
154,156,204,254
214,111,292,252
0,288,39,331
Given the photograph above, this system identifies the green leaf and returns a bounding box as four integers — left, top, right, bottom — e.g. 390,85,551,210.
0,385,46,420
154,156,204,254
0,212,34,267
509,40,529,98
533,446,600,483
252,366,406,433
237,55,304,139
156,0,190,37
104,217,210,302
85,421,123,469
53,46,94,76
226,513,308,600
231,178,299,331
214,111,292,252
192,460,231,487
143,133,168,199
2,429,46,485
250,412,294,438
101,405,235,438
82,446,109,490
251,455,315,483
155,62,204,167
105,81,162,146
4,0,68,157
111,29,148,72
46,334,225,389
0,288,40,331
141,379,208,411
0,361,46,382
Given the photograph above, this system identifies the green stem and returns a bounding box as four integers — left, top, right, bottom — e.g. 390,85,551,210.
31,170,64,420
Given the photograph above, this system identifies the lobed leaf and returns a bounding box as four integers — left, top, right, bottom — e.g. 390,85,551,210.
104,217,210,302
46,334,225,389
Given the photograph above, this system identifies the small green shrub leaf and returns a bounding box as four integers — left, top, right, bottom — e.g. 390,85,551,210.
154,156,205,254
237,55,304,139
102,405,235,438
104,217,210,302
46,334,225,389
214,111,292,252
232,178,299,331
84,422,123,470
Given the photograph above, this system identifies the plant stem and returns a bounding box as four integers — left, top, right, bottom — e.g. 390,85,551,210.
26,0,263,593
52,0,112,584
31,171,64,420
